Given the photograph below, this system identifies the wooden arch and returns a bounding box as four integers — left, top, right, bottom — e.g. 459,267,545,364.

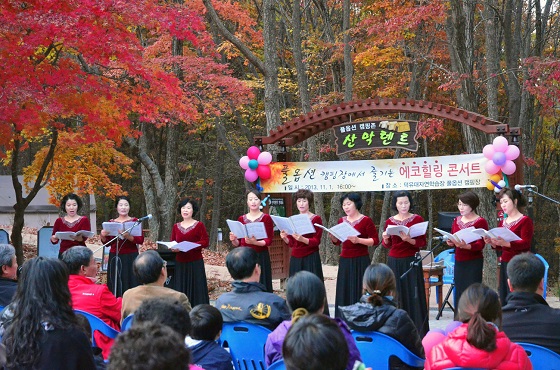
254,98,519,147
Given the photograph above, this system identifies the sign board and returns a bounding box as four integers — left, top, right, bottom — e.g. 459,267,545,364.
333,120,419,154
260,153,487,193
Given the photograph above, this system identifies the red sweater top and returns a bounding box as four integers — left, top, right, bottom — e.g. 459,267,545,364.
51,216,91,253
334,215,378,258
237,213,274,253
287,215,323,258
100,218,145,254
496,215,533,263
382,214,427,258
451,216,488,262
171,221,209,263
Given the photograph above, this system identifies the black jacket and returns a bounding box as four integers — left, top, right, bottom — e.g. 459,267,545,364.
0,278,17,307
502,291,560,355
215,281,290,330
339,295,424,368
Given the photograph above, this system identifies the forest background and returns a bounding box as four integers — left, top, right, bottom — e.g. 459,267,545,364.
1,0,560,293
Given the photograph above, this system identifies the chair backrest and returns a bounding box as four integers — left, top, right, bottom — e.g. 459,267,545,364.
121,314,134,331
219,322,272,370
534,254,549,299
351,331,425,369
435,249,455,284
517,342,560,369
267,359,286,370
37,226,60,258
74,309,120,347
0,229,9,244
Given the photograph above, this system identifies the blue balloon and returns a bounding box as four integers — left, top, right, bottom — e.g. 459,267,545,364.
248,159,259,170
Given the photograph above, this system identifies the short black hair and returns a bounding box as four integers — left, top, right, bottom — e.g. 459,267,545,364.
286,271,326,314
133,297,191,338
61,246,93,275
225,247,258,280
177,198,199,216
507,253,545,292
108,321,190,370
283,314,348,370
340,192,362,210
114,195,131,208
458,191,480,212
190,304,223,341
59,193,83,213
391,190,414,211
133,250,165,284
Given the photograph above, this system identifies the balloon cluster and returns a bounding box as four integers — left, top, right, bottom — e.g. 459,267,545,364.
483,136,520,176
487,173,507,193
422,321,462,354
239,146,272,182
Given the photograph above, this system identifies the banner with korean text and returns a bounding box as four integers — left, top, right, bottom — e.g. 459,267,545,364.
260,153,488,193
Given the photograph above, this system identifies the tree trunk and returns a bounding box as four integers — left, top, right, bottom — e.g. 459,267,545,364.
483,0,500,120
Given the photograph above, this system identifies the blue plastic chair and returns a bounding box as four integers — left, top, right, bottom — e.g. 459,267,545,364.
219,322,272,370
351,331,425,369
267,359,286,370
430,249,456,319
121,314,134,331
535,254,549,299
74,309,120,347
517,342,560,369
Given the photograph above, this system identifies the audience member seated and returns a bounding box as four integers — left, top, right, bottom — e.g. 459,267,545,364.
0,244,18,307
75,313,107,370
425,283,532,370
122,250,191,319
339,263,424,369
265,271,361,369
133,297,191,340
62,246,121,359
108,322,192,370
3,257,95,370
187,304,233,370
283,313,349,370
215,247,290,330
502,252,560,354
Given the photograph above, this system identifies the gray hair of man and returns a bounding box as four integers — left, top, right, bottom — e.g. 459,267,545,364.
0,244,16,277
61,246,94,275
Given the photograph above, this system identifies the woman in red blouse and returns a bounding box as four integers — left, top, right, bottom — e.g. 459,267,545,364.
382,190,428,336
330,192,378,318
280,189,328,314
100,196,145,297
447,191,488,308
229,189,274,292
50,193,91,257
484,187,533,304
170,198,209,306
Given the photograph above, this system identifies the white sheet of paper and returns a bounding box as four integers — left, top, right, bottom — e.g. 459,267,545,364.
226,219,248,239
472,227,522,242
289,214,316,235
270,215,296,235
244,222,268,240
55,230,95,241
315,222,359,242
386,221,428,238
103,221,142,237
157,240,201,253
453,227,482,244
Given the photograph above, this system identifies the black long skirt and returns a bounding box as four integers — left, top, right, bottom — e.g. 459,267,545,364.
289,252,330,316
107,252,139,298
454,258,483,307
388,255,429,337
335,255,370,318
175,259,210,307
257,250,273,293
499,261,510,305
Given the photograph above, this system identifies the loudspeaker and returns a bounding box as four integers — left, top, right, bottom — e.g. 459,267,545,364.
158,250,176,290
438,212,460,232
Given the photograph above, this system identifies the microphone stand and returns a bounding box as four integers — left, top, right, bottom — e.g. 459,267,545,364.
523,187,560,205
94,221,140,296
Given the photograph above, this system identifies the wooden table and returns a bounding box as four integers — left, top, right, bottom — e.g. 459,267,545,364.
423,266,444,311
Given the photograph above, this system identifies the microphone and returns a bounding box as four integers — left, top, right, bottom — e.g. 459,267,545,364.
433,236,449,241
514,184,537,191
137,214,153,222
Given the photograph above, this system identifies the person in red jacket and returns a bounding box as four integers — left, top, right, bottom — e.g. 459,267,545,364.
484,187,533,304
426,283,532,370
62,246,122,360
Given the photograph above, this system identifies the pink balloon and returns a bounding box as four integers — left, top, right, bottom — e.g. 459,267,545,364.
422,331,446,355
247,146,261,160
257,165,271,180
504,145,520,161
485,160,500,175
501,160,516,175
239,156,250,170
483,144,495,160
492,152,507,166
493,136,509,152
258,151,272,165
445,321,462,335
244,168,258,182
